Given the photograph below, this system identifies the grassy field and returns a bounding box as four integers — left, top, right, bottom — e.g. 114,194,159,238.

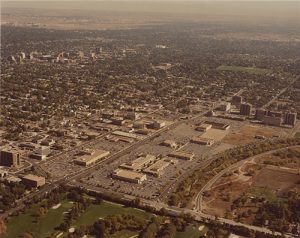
74,201,153,227
217,65,270,75
4,200,73,238
175,224,207,238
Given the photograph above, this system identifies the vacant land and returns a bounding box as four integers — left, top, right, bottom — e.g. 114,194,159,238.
223,124,288,145
203,147,300,226
217,65,270,75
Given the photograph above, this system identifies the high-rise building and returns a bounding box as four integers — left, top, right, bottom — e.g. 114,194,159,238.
240,103,252,116
255,109,267,120
262,116,282,126
284,112,297,126
0,149,21,167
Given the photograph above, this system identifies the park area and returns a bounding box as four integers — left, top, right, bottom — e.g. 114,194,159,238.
3,198,207,238
3,200,152,238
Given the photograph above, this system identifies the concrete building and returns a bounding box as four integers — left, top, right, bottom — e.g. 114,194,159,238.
219,102,231,112
120,154,156,171
160,140,178,148
168,151,195,160
112,130,142,140
262,116,282,127
143,159,170,177
240,103,252,116
112,169,147,184
111,117,125,126
284,112,297,126
267,111,282,118
204,121,230,130
0,149,21,168
232,95,243,105
133,122,146,129
74,149,110,166
191,137,215,146
29,146,51,161
195,123,212,132
22,174,45,188
125,112,139,120
255,109,267,120
151,120,166,129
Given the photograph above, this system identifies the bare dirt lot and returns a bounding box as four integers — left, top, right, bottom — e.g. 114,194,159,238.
203,147,300,221
223,124,290,145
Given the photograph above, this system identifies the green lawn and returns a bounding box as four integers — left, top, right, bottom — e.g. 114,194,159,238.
4,200,73,238
175,224,207,238
74,201,153,227
217,65,270,75
248,187,284,203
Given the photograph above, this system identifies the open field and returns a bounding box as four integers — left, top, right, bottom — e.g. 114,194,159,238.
202,147,300,224
223,124,289,145
217,65,271,75
74,201,153,227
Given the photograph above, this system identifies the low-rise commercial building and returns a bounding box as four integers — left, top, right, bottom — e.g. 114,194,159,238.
160,140,178,148
112,169,147,184
168,151,195,160
204,121,230,130
195,123,212,132
22,174,45,188
191,137,215,146
219,102,231,112
74,149,110,166
143,159,170,177
120,154,156,171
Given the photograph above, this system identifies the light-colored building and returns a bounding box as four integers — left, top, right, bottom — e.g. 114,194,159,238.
22,174,45,188
112,169,147,184
191,137,215,146
168,151,195,160
112,131,142,140
219,102,231,112
74,149,110,166
0,168,8,178
195,123,212,132
143,158,170,177
160,140,178,148
151,120,166,129
120,154,156,171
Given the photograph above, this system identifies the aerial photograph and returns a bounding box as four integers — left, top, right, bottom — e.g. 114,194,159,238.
0,0,299,237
